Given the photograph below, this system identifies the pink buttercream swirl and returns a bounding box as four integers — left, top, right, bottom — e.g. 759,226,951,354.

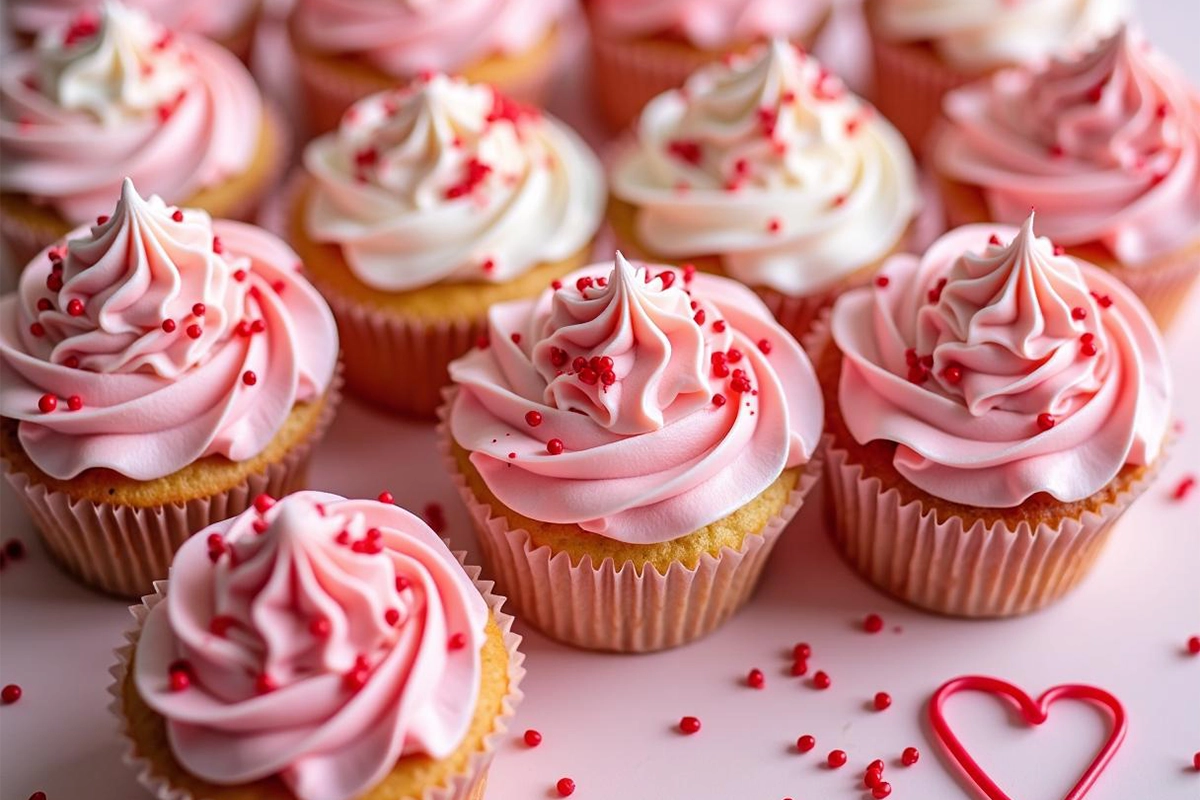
290,0,568,77
7,0,257,42
133,490,489,800
588,0,829,49
0,179,338,481
0,2,262,224
936,26,1200,264
832,215,1171,508
448,252,823,543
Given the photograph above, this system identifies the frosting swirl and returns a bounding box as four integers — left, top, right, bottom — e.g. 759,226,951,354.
0,179,339,481
133,491,489,800
588,0,830,50
871,0,1128,72
448,252,823,543
611,39,918,295
935,26,1200,265
0,2,262,224
303,74,605,291
831,215,1170,508
7,0,257,42
290,0,568,77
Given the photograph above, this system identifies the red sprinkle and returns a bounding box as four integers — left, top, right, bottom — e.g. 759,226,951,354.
679,715,702,734
713,320,727,332
1,684,22,704
29,793,47,800
510,332,521,344
1071,306,1088,320
863,613,884,633
875,276,890,287
556,778,576,797
796,735,816,752
667,139,703,165
384,608,401,626
1172,476,1196,501
242,371,257,386
747,668,765,689
793,643,812,660
874,692,892,711
186,324,202,340
309,617,331,638
172,209,184,222
67,395,83,411
791,659,808,677
902,746,920,766
767,218,782,234
827,750,847,769
169,670,191,692
448,632,467,650
943,365,963,385
1037,412,1056,432
524,729,543,747
378,491,394,504
712,394,727,408
29,323,45,337
873,782,893,799
162,319,176,333
546,438,565,456
38,394,57,413
1193,752,1200,771
66,298,84,316
209,615,236,637
812,671,831,690
1186,635,1200,654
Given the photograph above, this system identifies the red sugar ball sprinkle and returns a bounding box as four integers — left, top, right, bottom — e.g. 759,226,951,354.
713,320,726,332
902,746,920,766
1081,340,1098,357
693,310,706,325
524,729,543,747
172,209,184,222
727,348,743,364
30,793,47,800
66,298,85,316
67,395,83,411
1193,752,1200,771
192,303,206,317
1186,635,1200,654
863,613,884,633
448,632,467,650
1037,412,1056,432
943,365,963,384
757,338,772,354
385,608,401,626
875,275,890,287
186,324,202,339
874,692,892,710
578,367,598,385
46,272,63,292
378,491,394,504
791,659,808,676
161,319,176,333
1,684,22,704
1172,476,1196,501
395,576,411,592
209,616,236,637
827,750,847,768
794,643,813,660
212,237,224,255
747,668,765,689
253,494,275,514
812,671,831,689
38,394,57,413
344,666,369,691
36,298,53,312
169,670,191,692
525,410,543,427
510,332,521,344
96,215,109,225
712,393,727,407
679,716,702,734
796,735,816,752
242,371,257,386
64,356,80,369
309,617,331,638
1071,306,1087,320
865,770,883,789
29,322,45,337
546,438,565,455
873,782,893,798
556,778,576,797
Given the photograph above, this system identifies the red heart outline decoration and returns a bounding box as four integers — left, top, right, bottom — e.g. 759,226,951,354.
929,675,1128,800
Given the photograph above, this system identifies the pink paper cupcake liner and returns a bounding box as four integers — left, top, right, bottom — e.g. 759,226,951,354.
109,560,525,800
1,371,342,599
437,390,824,652
869,35,976,156
1105,248,1200,331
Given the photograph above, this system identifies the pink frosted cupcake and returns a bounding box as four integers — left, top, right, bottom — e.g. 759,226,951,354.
289,0,570,135
0,180,340,598
865,0,1128,150
114,490,523,800
584,0,832,130
820,213,1170,618
0,2,286,265
610,39,919,339
932,27,1200,329
6,0,262,62
441,252,824,652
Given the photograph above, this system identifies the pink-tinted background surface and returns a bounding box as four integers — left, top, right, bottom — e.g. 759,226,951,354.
2,2,1199,799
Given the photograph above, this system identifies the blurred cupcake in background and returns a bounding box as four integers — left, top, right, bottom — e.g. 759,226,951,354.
820,214,1170,617
932,26,1200,329
865,0,1128,151
5,0,262,63
289,0,570,135
610,39,918,339
0,180,340,598
116,490,523,800
442,253,824,652
0,1,286,265
584,0,832,130
289,73,604,418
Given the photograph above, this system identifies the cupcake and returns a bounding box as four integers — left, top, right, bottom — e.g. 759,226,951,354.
820,213,1170,618
441,252,824,652
289,74,604,418
584,0,833,131
0,2,286,265
932,27,1200,330
114,490,523,800
0,179,340,598
5,0,262,63
289,0,570,136
610,39,919,340
865,0,1128,150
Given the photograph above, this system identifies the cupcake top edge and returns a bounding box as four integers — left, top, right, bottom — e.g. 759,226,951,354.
447,251,824,544
586,0,831,50
0,178,339,481
302,73,605,293
610,38,919,296
132,490,491,800
830,213,1171,508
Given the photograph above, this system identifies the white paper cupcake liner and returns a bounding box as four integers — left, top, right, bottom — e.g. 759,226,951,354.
109,558,525,800
436,388,824,652
1,370,342,599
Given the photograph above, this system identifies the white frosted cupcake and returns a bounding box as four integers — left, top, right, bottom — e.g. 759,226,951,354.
610,38,919,339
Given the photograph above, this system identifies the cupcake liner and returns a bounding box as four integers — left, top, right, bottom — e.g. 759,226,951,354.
437,389,825,652
822,440,1162,618
1,370,342,599
0,206,61,270
868,35,975,156
109,557,525,800
292,42,555,138
1104,247,1200,331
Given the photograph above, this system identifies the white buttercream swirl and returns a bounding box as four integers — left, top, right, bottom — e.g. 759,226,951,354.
611,39,918,295
302,74,605,292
